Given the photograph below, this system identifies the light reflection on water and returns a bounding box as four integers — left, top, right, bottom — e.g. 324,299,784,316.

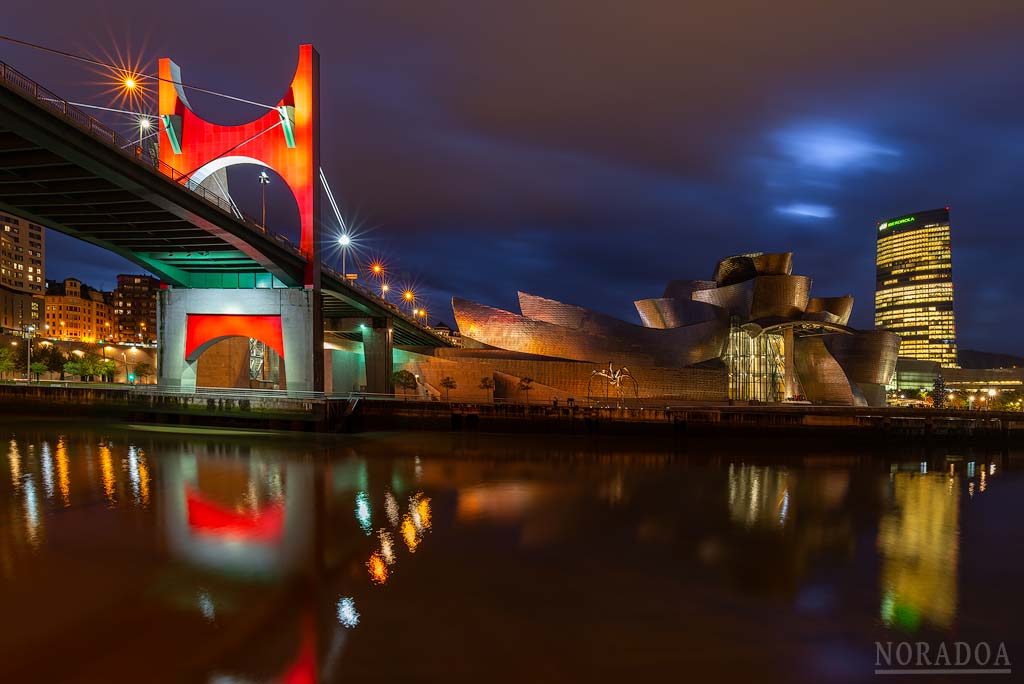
0,424,1019,683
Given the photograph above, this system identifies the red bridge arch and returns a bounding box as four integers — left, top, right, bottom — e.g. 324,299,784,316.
158,45,321,284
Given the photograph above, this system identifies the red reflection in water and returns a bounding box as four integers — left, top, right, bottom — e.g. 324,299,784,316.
185,486,284,543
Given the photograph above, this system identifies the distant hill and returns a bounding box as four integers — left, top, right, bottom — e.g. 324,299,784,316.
959,349,1024,369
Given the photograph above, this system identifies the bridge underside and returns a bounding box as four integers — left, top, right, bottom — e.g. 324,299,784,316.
0,83,308,287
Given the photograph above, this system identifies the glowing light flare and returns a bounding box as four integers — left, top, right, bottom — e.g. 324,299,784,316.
367,551,389,585
410,492,432,533
40,442,54,499
8,438,21,490
401,514,420,553
370,262,384,277
385,491,400,527
337,597,360,627
99,444,116,504
378,529,397,565
23,474,40,548
355,491,372,535
403,290,415,302
56,437,70,506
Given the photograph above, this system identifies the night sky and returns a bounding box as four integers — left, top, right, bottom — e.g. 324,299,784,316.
4,2,1023,354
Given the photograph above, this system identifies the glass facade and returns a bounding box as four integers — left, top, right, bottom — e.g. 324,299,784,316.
875,208,957,367
726,321,785,402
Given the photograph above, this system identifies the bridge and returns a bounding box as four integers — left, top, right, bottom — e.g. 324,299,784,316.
0,48,451,395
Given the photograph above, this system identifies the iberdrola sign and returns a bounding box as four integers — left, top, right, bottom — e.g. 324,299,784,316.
879,216,916,231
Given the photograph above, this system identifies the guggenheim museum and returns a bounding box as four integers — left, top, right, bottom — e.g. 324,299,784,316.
381,251,900,407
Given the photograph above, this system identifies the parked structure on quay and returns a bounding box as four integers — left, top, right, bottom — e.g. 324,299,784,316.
358,251,901,407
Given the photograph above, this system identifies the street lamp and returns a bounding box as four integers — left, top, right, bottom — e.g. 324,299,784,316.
403,289,415,313
138,116,151,150
258,171,270,229
380,282,390,300
338,234,351,276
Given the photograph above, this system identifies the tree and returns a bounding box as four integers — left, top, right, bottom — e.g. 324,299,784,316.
41,346,68,380
29,362,48,382
100,359,117,383
392,369,418,399
63,359,84,380
0,347,15,379
479,376,495,402
133,362,154,383
931,375,948,409
518,377,534,404
440,376,457,401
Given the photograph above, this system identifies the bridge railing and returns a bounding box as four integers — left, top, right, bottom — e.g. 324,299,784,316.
133,385,328,400
0,59,302,256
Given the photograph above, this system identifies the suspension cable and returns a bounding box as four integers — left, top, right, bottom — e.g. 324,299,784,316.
0,34,278,111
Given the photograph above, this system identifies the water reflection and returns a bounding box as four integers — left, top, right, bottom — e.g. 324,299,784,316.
878,471,959,631
0,425,1017,683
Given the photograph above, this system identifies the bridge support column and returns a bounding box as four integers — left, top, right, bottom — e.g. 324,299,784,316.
157,287,323,395
362,317,393,395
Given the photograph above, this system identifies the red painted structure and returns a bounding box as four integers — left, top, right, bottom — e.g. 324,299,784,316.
184,314,284,360
158,45,321,285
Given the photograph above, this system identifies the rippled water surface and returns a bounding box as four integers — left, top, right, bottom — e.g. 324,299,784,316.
0,420,1021,683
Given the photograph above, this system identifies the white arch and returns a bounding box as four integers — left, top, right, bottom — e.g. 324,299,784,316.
188,155,271,187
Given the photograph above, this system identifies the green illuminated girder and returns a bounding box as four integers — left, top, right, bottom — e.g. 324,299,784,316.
278,106,297,148
161,114,183,154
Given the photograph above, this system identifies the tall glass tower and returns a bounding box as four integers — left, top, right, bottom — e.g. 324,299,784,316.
875,207,957,367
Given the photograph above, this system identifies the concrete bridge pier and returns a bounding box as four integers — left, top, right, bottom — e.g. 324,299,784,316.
157,287,324,394
324,316,393,395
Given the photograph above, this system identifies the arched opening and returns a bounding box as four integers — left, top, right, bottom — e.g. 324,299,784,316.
193,336,285,389
186,314,286,390
189,158,302,246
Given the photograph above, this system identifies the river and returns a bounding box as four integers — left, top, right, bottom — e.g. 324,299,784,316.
0,420,1020,682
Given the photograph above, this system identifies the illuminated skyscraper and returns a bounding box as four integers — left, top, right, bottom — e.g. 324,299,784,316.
875,208,957,367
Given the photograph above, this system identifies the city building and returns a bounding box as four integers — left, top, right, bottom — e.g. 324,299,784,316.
322,251,898,406
0,212,45,294
0,283,41,334
875,207,957,367
44,278,114,342
111,274,159,343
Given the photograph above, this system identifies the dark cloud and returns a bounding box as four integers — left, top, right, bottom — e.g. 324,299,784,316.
4,1,1023,353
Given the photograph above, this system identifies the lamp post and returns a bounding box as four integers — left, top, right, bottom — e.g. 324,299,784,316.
138,116,151,151
258,171,270,230
380,283,390,301
338,234,351,277
22,324,35,382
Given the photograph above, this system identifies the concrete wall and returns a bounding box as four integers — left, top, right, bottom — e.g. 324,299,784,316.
158,287,322,394
392,347,728,402
195,337,250,388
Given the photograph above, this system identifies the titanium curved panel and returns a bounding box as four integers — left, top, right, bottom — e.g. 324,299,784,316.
713,254,759,286
634,298,723,328
825,330,901,386
806,296,854,326
663,280,717,300
750,275,812,320
454,297,728,367
751,252,793,276
692,279,755,319
793,335,863,406
517,291,588,329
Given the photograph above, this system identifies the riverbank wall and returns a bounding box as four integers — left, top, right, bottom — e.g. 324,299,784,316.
0,383,1023,442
